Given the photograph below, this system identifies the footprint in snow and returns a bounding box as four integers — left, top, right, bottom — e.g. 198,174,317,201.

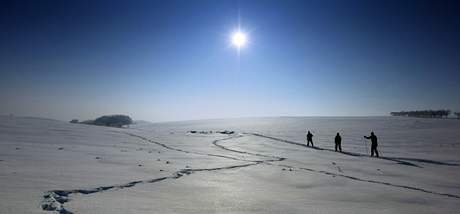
337,166,343,173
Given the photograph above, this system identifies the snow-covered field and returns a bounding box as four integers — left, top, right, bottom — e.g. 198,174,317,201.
1,116,460,214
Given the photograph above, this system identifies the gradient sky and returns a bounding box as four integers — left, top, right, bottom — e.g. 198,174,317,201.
1,0,460,122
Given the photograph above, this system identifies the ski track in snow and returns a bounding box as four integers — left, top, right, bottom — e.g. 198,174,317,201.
285,164,460,199
211,134,286,162
124,133,255,162
246,133,459,167
40,133,280,214
40,132,460,214
242,133,460,199
212,133,460,199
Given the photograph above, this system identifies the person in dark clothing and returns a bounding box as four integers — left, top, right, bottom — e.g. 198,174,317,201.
364,132,379,157
306,131,314,147
335,133,342,152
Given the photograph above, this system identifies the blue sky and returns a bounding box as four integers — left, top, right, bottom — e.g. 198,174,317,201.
1,0,459,122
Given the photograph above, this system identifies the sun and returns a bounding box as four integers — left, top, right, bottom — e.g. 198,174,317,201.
231,31,247,48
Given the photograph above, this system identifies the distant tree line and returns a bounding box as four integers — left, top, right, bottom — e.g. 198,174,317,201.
390,110,451,118
70,115,133,128
455,112,460,119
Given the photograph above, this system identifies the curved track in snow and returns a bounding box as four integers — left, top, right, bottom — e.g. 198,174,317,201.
40,132,460,214
40,133,282,214
246,132,459,167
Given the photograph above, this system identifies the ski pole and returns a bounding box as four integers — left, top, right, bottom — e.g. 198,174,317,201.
363,137,369,155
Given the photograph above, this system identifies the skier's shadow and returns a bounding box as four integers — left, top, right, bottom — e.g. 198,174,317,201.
248,133,459,168
387,157,459,166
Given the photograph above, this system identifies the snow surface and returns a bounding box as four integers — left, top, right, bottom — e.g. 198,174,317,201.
1,116,460,213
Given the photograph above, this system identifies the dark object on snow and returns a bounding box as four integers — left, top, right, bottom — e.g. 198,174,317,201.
218,130,235,134
306,131,314,147
70,119,79,123
364,132,379,157
189,130,235,135
335,133,342,152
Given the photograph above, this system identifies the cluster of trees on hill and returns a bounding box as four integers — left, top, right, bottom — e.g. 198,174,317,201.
390,110,451,118
70,115,133,128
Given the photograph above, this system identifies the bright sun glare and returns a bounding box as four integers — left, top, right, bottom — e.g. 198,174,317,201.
231,31,247,48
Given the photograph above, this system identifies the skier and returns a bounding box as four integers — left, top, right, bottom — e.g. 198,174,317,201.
364,131,379,157
335,133,342,152
306,130,314,147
